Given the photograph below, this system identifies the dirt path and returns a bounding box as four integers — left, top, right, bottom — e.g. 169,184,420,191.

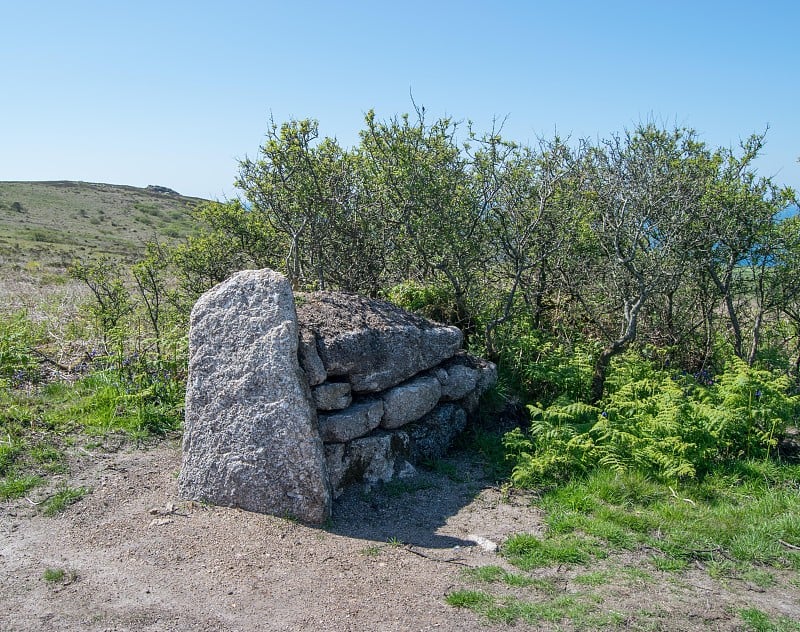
1,440,538,631
2,440,799,631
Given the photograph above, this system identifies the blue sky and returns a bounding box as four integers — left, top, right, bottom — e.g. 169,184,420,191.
2,0,798,200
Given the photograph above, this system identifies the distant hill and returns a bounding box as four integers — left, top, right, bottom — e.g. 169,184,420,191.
0,181,206,279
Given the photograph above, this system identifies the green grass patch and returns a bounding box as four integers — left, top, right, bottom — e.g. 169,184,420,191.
739,607,800,632
573,570,612,586
445,589,494,610
42,568,66,583
0,472,43,499
462,565,540,588
503,532,599,569
446,589,625,627
40,367,183,438
29,443,67,473
0,440,23,475
512,463,800,575
42,485,88,516
359,545,382,556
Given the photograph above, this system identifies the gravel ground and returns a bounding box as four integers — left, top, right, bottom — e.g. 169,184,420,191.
2,439,798,631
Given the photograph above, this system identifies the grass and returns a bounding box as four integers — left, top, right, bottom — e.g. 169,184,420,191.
446,589,626,628
0,472,43,499
446,461,800,628
739,607,800,632
1,305,183,522
42,567,77,585
42,568,66,582
1,377,175,503
503,532,600,569
573,570,612,586
360,545,382,556
461,565,541,589
0,181,201,282
42,485,89,516
501,464,800,572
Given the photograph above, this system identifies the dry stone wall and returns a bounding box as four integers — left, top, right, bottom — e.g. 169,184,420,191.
179,270,496,523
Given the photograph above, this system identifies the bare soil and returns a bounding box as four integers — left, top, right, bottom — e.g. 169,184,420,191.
2,439,798,631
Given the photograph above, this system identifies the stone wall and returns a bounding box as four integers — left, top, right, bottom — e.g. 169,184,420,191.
179,270,496,523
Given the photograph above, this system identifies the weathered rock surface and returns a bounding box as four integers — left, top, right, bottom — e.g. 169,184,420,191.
325,432,411,497
381,375,442,429
406,404,467,461
317,399,383,443
296,292,462,392
179,270,331,524
298,330,327,386
312,381,352,411
436,362,479,401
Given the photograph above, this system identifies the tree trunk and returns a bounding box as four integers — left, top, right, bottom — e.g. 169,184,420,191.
664,289,676,346
590,342,623,404
724,291,744,358
709,263,743,359
532,260,547,330
590,290,645,403
748,309,764,367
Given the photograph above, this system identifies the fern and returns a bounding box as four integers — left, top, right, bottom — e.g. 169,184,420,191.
505,349,800,486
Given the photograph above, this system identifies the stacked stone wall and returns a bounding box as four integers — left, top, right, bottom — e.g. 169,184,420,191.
179,270,496,523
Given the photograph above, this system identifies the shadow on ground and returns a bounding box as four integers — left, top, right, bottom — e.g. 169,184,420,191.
326,449,496,549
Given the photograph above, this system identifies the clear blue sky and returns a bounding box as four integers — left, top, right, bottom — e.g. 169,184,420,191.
2,0,798,200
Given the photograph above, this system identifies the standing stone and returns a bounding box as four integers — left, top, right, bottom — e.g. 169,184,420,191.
179,269,331,524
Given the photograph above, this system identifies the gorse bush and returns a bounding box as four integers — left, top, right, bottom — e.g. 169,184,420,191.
505,350,800,486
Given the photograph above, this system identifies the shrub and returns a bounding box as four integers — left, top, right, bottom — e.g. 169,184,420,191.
383,280,458,325
0,312,42,386
505,350,800,486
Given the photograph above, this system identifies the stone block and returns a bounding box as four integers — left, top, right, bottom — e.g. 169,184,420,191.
406,403,467,462
298,330,326,386
317,399,383,443
312,381,352,411
380,375,441,429
297,292,462,392
179,269,331,524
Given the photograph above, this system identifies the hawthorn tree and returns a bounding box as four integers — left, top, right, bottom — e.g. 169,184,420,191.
560,125,711,402
470,131,579,355
358,108,485,333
